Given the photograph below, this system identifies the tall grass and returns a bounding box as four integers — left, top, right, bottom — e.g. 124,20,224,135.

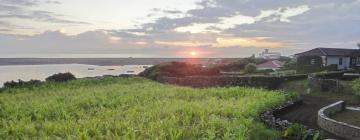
0,77,285,139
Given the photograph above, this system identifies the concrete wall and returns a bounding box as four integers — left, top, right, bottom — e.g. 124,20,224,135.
318,101,360,140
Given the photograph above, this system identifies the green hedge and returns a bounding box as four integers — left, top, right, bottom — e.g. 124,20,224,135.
296,56,323,73
312,71,344,79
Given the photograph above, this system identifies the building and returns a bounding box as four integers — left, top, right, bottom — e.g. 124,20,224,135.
295,48,360,70
256,60,284,71
259,49,281,60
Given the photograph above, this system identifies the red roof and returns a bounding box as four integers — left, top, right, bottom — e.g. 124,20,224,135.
256,60,284,69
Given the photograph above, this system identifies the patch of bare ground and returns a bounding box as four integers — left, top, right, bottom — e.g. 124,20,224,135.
277,79,360,139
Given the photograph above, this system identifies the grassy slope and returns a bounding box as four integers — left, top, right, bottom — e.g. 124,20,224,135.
0,77,285,139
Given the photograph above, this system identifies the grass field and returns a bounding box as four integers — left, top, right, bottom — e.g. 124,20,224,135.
0,77,286,139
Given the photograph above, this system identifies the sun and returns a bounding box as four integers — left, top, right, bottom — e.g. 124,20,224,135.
190,51,197,56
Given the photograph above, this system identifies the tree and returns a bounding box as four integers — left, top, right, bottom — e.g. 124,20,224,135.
244,63,257,73
357,43,360,49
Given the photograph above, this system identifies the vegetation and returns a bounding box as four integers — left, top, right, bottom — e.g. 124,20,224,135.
244,63,257,74
0,77,286,139
296,56,323,73
283,123,321,140
3,79,42,89
215,57,266,72
352,78,360,96
281,60,297,71
139,61,220,80
45,72,76,82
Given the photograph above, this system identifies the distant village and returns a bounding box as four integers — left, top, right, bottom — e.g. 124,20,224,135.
255,47,360,74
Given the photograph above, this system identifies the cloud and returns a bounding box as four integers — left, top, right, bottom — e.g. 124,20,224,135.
0,0,88,34
0,0,60,6
1,0,360,57
0,0,39,6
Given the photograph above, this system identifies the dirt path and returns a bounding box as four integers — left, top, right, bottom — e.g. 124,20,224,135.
276,95,336,129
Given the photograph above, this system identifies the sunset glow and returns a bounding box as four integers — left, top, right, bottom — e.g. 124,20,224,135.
190,51,197,56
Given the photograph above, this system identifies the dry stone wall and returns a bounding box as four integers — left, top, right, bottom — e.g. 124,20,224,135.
318,101,360,140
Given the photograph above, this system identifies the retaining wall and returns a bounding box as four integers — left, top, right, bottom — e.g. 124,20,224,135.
318,101,360,140
157,75,307,89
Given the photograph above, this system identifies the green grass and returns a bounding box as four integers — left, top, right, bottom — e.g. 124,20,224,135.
331,110,360,127
0,77,285,139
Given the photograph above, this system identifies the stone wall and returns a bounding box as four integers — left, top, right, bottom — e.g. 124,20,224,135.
157,76,286,89
318,101,360,140
308,75,341,92
260,99,303,130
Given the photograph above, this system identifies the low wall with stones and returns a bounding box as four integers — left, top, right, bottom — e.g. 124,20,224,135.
157,76,285,89
308,75,341,92
318,101,360,140
260,99,304,130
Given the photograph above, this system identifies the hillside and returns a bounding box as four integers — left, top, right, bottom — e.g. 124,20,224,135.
0,77,285,139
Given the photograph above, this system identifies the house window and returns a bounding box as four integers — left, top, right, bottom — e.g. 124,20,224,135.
357,57,360,65
352,58,357,65
339,58,343,65
310,59,315,65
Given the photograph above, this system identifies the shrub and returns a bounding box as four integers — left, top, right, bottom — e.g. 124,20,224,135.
352,78,360,96
244,63,257,73
3,79,42,89
213,57,266,72
281,60,297,71
296,56,323,73
313,71,344,79
255,69,274,75
324,64,338,72
283,123,321,140
45,72,76,82
139,61,220,80
284,123,307,140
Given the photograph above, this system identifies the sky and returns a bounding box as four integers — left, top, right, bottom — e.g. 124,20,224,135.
0,0,360,58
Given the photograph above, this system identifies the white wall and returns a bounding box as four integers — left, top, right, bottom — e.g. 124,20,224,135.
326,56,350,70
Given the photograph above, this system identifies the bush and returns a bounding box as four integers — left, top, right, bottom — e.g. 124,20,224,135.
352,78,360,96
244,63,257,73
313,71,344,79
296,56,323,73
213,57,266,72
324,64,338,72
3,79,42,89
283,123,322,140
281,60,297,71
139,62,220,80
45,72,76,82
255,69,274,75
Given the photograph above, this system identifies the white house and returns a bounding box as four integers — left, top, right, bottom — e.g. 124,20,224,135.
295,48,360,70
259,49,281,60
